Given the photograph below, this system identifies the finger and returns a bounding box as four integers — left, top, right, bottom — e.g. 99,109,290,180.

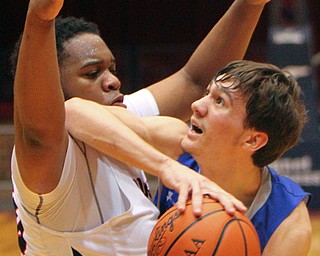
231,198,247,213
213,194,236,215
206,192,247,215
176,184,189,213
191,182,202,217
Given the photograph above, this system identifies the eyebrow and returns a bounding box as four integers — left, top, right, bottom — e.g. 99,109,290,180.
209,83,234,106
81,60,103,69
81,58,116,69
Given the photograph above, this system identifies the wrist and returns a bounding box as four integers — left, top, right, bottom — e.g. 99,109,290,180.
26,12,55,29
155,156,175,179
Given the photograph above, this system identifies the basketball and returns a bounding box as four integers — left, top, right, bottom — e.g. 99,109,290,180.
148,198,261,256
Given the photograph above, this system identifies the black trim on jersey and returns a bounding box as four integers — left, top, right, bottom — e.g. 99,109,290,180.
13,197,27,255
133,177,152,199
72,247,83,255
35,195,43,224
73,138,104,224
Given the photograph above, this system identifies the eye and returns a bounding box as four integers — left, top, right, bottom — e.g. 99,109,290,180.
215,97,224,107
109,67,117,75
84,70,99,79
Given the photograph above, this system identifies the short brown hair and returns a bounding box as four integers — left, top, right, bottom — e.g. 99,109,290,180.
215,60,308,167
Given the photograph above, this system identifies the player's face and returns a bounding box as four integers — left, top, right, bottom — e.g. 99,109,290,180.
59,33,125,107
181,80,249,162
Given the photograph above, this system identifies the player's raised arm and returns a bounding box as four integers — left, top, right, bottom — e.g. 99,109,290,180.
13,0,68,194
147,0,270,121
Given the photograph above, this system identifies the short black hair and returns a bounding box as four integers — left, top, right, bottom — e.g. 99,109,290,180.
10,16,101,77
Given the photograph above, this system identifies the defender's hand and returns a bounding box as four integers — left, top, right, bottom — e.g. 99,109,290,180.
245,0,270,5
159,163,246,217
28,0,63,21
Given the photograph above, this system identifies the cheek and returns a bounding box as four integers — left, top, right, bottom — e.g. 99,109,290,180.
60,69,74,88
61,77,90,101
60,75,77,98
206,115,242,143
207,114,231,133
59,74,71,99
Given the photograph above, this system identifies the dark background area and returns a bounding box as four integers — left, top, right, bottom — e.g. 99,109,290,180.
0,0,270,119
0,0,319,119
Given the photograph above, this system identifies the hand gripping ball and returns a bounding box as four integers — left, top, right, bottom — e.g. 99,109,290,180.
148,198,261,256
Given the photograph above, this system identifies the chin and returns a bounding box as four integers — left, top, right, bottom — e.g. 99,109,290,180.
181,138,194,154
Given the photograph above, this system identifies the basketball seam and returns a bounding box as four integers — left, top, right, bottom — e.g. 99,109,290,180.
164,209,225,256
236,218,249,256
159,201,216,222
212,217,250,256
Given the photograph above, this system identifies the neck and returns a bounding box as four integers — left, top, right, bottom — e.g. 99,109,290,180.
199,161,262,208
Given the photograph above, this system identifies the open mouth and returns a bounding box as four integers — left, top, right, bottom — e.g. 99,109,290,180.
192,124,203,134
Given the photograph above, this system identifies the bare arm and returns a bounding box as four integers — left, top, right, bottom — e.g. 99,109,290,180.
65,97,247,215
65,98,185,168
262,201,312,256
13,0,67,194
104,106,188,160
147,0,270,121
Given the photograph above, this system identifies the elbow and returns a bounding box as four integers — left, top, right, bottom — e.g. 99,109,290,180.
64,97,83,132
65,97,85,117
64,97,96,141
65,97,83,109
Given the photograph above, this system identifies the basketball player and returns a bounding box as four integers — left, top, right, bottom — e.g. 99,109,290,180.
71,60,312,255
11,0,270,255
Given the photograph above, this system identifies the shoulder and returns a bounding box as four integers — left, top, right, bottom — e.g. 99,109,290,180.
268,166,310,202
250,167,310,251
263,201,312,256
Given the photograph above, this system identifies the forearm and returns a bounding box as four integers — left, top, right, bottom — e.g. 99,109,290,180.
105,106,187,159
65,98,183,177
184,0,269,86
146,0,269,121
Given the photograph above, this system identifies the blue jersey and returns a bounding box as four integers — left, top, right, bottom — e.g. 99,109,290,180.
154,152,311,252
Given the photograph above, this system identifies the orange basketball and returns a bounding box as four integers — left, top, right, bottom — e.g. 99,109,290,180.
148,198,261,256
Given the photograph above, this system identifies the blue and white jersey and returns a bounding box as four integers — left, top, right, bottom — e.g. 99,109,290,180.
154,152,311,252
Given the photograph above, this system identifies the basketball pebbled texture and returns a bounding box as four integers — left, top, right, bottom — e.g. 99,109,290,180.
148,198,261,256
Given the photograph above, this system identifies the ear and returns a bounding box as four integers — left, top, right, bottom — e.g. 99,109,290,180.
243,131,268,152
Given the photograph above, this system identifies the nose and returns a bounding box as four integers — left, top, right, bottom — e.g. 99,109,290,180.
191,97,208,117
101,71,121,92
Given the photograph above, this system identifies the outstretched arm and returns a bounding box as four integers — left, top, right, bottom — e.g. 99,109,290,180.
147,0,270,121
13,0,67,194
65,97,247,215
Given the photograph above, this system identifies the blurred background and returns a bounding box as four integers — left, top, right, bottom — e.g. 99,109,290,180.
0,1,320,255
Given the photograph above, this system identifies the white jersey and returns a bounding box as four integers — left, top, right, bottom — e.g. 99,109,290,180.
11,90,161,255
124,89,160,117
